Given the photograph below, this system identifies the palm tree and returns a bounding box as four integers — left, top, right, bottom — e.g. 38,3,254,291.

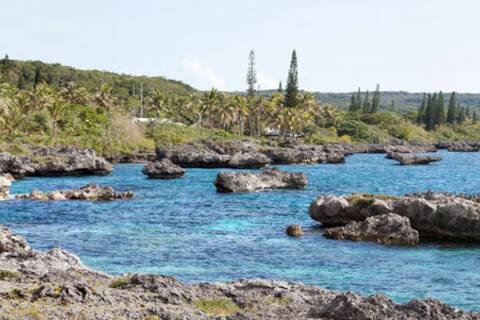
60,82,90,105
200,89,219,129
95,84,116,110
215,93,236,131
151,88,170,118
230,95,248,135
47,96,68,140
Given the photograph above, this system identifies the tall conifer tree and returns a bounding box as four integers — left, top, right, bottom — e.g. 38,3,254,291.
446,92,457,124
417,94,427,124
246,50,257,98
424,94,434,131
371,84,381,113
284,50,299,108
362,90,371,113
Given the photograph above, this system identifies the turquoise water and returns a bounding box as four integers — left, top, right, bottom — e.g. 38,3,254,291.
2,150,480,311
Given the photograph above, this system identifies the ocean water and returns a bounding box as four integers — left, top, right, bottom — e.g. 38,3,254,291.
2,150,480,311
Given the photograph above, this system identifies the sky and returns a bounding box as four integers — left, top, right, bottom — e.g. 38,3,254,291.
1,0,479,92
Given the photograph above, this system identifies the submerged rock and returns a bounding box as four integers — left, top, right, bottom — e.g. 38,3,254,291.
324,213,419,246
214,168,307,193
388,153,443,165
0,225,478,319
16,183,133,201
142,158,185,179
309,192,480,241
286,224,303,237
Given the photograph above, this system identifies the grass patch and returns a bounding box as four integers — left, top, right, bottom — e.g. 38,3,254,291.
147,123,247,147
108,277,130,289
346,193,400,208
194,297,240,317
264,296,292,305
0,270,20,280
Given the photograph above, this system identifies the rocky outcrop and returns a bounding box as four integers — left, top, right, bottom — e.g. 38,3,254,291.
16,183,133,201
448,141,480,152
0,174,13,200
309,192,480,241
286,224,303,237
324,213,419,246
142,158,186,179
344,143,437,154
0,146,112,178
156,140,345,168
214,168,307,193
388,153,443,165
0,224,477,319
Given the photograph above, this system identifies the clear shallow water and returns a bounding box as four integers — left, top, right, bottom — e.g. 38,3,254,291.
2,150,480,311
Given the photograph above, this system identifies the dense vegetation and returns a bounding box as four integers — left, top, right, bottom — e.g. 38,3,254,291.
1,52,480,159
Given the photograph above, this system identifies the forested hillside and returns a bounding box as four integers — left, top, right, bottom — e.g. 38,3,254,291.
0,55,195,100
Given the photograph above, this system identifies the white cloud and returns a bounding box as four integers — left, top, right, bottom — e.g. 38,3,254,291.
181,59,227,90
257,72,278,90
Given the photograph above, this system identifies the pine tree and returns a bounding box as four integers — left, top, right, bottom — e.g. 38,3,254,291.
34,67,43,88
417,94,427,124
284,50,299,108
355,87,362,112
473,112,478,124
433,91,446,127
246,50,257,97
362,90,371,113
457,105,466,124
371,84,381,113
446,92,457,124
349,93,356,112
1,54,11,82
389,100,395,111
466,106,471,119
277,81,283,93
424,94,434,131
17,72,27,89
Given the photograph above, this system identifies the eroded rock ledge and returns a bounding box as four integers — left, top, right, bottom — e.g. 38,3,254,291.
214,168,307,192
309,191,480,242
388,153,443,165
0,146,112,178
0,224,477,319
16,183,133,201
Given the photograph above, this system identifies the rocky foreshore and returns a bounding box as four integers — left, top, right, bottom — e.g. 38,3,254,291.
309,191,480,242
388,153,443,165
0,224,478,320
0,146,112,178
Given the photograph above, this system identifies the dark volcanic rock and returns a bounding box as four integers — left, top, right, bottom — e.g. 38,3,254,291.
448,141,480,152
142,158,186,179
16,183,133,201
0,146,112,177
0,225,478,319
324,213,420,246
309,192,480,241
388,153,443,165
214,168,307,193
286,224,304,237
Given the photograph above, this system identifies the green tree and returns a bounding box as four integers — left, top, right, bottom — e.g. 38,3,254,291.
349,93,356,112
355,87,362,112
446,92,457,124
277,81,283,93
473,112,478,124
424,94,434,131
362,90,371,113
284,50,299,108
416,94,427,124
457,105,466,124
433,91,446,127
371,84,381,113
246,50,257,98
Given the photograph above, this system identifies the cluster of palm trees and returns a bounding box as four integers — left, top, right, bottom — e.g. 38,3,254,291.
0,81,117,139
145,88,327,137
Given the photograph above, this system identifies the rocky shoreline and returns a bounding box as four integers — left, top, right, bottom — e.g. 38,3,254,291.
0,225,478,320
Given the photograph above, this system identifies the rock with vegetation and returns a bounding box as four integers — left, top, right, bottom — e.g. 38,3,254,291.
16,183,133,201
310,192,480,241
142,158,186,179
0,174,13,200
214,168,307,193
0,224,478,319
286,224,303,237
388,153,443,165
324,213,420,246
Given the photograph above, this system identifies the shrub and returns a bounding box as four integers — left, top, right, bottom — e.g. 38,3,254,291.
193,298,240,316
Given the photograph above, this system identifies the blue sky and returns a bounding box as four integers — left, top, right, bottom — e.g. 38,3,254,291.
1,0,479,92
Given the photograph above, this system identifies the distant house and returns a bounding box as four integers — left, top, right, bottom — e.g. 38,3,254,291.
132,118,185,126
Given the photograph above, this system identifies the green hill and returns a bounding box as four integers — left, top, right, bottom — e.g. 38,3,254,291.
0,56,196,100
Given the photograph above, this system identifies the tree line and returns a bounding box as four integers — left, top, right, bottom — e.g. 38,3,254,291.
416,91,477,130
348,84,381,114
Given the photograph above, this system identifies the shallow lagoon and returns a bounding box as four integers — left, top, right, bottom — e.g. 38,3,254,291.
2,150,480,310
